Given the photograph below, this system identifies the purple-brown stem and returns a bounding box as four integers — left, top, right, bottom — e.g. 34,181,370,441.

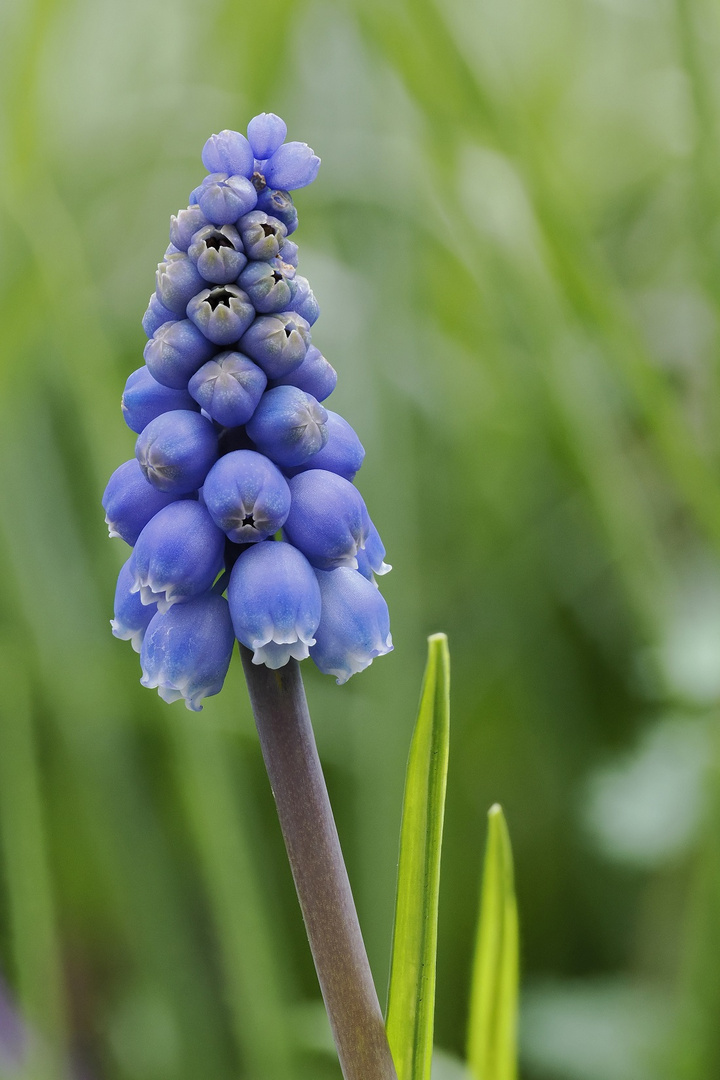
240,648,398,1080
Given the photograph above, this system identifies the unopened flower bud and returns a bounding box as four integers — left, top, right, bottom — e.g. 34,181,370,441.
202,130,254,178
247,113,288,160
143,319,216,389
188,351,267,428
246,386,327,467
203,449,291,543
135,410,218,494
240,312,311,379
122,366,199,434
264,142,320,191
142,292,176,337
197,173,257,226
270,344,337,402
283,469,370,570
102,459,183,545
155,254,206,316
169,204,209,251
286,410,364,481
287,274,319,325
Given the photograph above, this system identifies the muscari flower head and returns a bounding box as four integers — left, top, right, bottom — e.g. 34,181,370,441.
103,113,392,708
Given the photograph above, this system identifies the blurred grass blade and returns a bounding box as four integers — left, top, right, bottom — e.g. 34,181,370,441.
386,633,450,1080
0,638,67,1080
467,805,519,1080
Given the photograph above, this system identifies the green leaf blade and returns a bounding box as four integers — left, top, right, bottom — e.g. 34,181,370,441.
386,633,451,1080
467,805,519,1080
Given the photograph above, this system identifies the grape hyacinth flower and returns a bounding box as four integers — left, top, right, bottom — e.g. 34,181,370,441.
103,113,392,706
103,110,392,708
102,114,398,1080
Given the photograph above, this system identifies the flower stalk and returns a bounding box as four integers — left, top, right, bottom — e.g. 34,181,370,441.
240,647,398,1080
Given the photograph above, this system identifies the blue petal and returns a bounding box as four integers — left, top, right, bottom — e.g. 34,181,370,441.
264,142,321,190
131,501,225,612
228,541,321,669
111,559,157,652
283,469,370,570
102,459,184,545
135,410,218,495
201,130,255,178
203,450,290,543
285,411,364,482
188,352,267,429
247,113,287,160
122,366,198,434
141,594,235,710
310,568,393,683
246,386,327,468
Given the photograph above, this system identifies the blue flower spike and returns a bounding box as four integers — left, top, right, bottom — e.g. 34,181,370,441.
104,112,392,708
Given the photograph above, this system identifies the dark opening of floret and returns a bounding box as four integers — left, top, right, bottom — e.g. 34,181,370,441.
205,232,234,251
242,514,256,528
261,223,278,238
271,271,283,284
206,288,234,310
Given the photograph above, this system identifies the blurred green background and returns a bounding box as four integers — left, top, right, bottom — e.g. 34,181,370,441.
1,0,720,1076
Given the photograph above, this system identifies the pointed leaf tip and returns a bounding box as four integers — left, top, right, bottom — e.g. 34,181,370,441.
467,805,519,1080
386,634,450,1080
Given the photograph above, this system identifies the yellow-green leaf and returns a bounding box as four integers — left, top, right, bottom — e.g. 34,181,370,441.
467,805,519,1080
386,633,450,1080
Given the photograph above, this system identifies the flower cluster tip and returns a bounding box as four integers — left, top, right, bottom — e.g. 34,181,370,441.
103,114,392,710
